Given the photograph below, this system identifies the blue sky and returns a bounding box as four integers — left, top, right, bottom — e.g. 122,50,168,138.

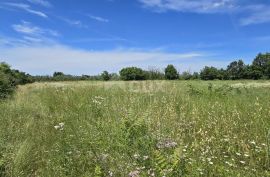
0,0,270,75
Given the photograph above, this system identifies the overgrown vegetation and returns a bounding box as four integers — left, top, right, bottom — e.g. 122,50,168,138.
0,80,269,176
0,62,33,99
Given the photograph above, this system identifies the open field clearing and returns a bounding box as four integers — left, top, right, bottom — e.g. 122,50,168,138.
0,81,270,176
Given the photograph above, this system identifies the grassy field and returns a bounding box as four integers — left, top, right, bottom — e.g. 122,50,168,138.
0,80,270,177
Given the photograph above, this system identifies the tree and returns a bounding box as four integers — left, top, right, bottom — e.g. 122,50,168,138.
101,71,110,81
200,66,220,80
53,72,64,77
226,60,246,80
119,67,146,81
265,61,270,79
191,72,200,80
179,71,192,80
252,53,270,78
144,67,165,80
165,65,179,80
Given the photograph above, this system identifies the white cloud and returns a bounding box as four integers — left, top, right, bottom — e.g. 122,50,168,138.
12,21,59,37
27,0,52,8
88,15,109,23
139,0,270,26
138,0,236,13
3,2,47,18
0,44,227,75
239,5,270,26
57,16,88,28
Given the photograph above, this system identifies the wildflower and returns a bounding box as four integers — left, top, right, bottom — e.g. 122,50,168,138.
129,170,140,177
54,125,61,130
133,154,140,159
236,152,241,156
240,161,245,164
108,171,113,177
244,154,249,157
59,122,64,127
225,161,233,167
143,156,149,160
157,139,177,149
209,161,213,165
54,122,65,130
250,141,256,145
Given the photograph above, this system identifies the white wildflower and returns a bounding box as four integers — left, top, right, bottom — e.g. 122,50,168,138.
54,125,61,130
133,154,140,159
250,141,256,145
54,122,65,130
244,154,249,157
129,170,140,177
240,161,245,164
157,139,177,149
236,152,241,156
143,156,149,160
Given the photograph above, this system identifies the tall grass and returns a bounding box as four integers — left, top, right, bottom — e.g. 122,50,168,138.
0,80,269,176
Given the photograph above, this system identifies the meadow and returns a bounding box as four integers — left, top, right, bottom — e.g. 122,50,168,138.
0,80,270,177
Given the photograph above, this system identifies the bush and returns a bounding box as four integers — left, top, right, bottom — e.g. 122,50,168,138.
0,62,33,99
120,67,146,81
0,70,15,99
165,65,179,80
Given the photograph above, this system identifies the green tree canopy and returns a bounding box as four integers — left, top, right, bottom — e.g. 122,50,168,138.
119,67,146,81
165,64,179,80
101,71,111,81
200,66,220,80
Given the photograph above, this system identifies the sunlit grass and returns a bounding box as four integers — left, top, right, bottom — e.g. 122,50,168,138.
0,80,270,176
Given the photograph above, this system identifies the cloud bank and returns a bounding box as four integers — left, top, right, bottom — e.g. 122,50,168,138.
0,45,227,75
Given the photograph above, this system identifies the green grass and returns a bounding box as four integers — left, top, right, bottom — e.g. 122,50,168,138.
0,80,270,176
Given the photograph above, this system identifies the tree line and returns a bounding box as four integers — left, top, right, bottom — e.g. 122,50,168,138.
111,52,270,81
1,52,270,98
30,53,270,81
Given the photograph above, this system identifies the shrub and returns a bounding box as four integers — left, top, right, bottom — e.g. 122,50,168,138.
0,62,33,99
0,70,15,99
119,67,146,81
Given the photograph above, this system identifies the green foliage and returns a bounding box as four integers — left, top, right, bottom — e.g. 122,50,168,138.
144,67,165,80
119,67,146,81
0,71,15,99
0,62,33,99
179,71,193,80
94,165,103,177
200,66,220,80
165,64,179,80
252,53,270,76
53,72,64,77
227,60,246,80
101,71,111,81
